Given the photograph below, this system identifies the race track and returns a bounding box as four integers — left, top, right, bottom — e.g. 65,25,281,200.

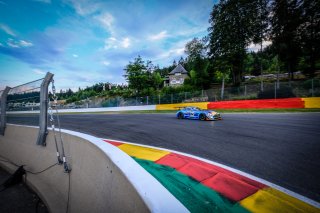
7,112,320,203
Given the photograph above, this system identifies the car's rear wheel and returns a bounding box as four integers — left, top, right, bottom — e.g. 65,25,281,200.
177,112,184,119
199,114,206,121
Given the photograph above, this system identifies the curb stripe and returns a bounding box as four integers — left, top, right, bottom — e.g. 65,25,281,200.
135,158,250,213
103,138,320,210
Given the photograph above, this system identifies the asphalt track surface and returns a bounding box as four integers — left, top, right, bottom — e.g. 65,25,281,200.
7,112,320,203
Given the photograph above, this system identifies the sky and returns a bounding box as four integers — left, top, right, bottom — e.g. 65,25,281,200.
0,0,216,91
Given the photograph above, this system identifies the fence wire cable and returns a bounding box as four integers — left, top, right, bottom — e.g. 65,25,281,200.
0,155,57,175
50,79,71,173
48,95,63,165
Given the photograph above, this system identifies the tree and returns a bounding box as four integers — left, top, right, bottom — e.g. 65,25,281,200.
208,0,258,86
252,0,270,46
124,56,162,95
244,52,261,76
192,56,211,89
185,38,206,62
178,57,185,65
252,0,270,91
298,0,320,77
152,72,163,90
270,0,302,79
124,56,148,94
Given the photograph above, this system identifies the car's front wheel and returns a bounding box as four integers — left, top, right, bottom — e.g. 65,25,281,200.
199,114,206,121
177,112,184,119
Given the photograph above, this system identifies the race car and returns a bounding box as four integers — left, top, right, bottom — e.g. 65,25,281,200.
176,106,222,121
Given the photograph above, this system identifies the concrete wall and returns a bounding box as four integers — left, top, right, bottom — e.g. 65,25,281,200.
0,125,187,213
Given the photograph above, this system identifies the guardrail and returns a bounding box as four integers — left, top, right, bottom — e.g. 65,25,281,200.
0,87,11,135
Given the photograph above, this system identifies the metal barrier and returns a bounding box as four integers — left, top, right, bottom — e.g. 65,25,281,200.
36,72,54,146
0,72,53,145
0,87,11,135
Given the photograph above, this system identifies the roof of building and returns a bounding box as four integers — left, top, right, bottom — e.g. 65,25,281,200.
169,64,188,75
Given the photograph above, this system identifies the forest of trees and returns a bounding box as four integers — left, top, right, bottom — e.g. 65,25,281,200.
56,0,319,103
125,0,319,90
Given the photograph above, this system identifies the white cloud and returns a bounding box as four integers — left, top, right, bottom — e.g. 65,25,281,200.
33,69,46,75
159,47,185,59
104,37,117,50
7,39,33,48
32,0,51,3
68,0,100,16
7,39,19,48
0,24,16,37
102,61,110,66
19,40,33,47
104,37,130,50
95,12,114,32
72,54,79,58
247,40,272,52
121,37,130,48
149,31,168,41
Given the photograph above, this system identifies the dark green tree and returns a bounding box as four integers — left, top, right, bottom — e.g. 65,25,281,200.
185,38,207,62
270,0,302,79
208,0,258,86
184,38,211,89
298,0,320,77
124,56,148,94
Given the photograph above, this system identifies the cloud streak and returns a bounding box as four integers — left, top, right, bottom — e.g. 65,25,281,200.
149,31,168,41
0,23,16,36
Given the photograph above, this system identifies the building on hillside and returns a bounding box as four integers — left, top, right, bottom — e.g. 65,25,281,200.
164,64,189,87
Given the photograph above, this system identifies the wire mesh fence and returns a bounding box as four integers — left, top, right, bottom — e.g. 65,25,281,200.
3,78,319,110
6,78,43,111
93,79,320,108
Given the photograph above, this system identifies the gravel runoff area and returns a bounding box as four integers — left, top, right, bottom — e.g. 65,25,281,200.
7,112,320,203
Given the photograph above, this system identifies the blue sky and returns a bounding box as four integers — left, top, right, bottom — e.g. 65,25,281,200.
0,0,215,91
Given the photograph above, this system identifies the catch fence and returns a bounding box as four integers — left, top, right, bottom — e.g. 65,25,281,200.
93,79,320,108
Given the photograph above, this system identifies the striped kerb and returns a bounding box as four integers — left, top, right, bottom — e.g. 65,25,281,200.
104,139,320,213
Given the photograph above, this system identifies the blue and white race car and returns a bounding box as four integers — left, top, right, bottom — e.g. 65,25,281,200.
176,106,222,121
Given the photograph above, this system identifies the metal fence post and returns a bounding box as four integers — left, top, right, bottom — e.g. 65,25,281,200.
36,72,54,146
311,78,314,97
274,81,277,99
244,85,247,99
158,94,161,104
0,87,11,135
171,94,173,104
146,96,149,105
